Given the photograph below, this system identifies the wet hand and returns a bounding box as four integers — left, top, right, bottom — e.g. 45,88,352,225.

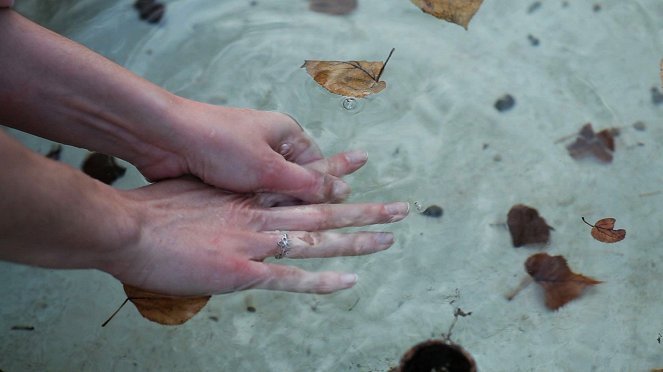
136,100,362,204
107,177,409,296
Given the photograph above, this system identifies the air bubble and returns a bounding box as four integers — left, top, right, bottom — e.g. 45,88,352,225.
342,97,357,110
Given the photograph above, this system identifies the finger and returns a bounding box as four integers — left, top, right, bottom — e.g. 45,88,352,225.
254,151,369,207
304,150,368,178
243,261,359,294
248,231,395,260
272,113,324,165
258,202,410,231
258,157,351,203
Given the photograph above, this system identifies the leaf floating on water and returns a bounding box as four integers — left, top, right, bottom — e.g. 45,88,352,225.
410,0,484,29
566,123,616,163
582,217,626,243
301,48,394,98
507,204,552,247
309,0,357,15
525,253,602,310
122,284,210,326
81,152,126,185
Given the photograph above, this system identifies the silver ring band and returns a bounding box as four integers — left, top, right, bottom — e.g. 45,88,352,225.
274,233,290,259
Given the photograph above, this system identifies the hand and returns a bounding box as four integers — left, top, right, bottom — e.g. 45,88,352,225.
106,177,409,296
134,100,361,204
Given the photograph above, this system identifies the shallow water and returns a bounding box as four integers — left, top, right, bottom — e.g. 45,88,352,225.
3,0,663,370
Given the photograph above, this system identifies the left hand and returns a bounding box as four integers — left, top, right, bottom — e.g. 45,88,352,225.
133,100,362,204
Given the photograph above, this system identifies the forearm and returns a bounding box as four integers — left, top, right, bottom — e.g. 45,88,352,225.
0,131,139,270
0,9,183,172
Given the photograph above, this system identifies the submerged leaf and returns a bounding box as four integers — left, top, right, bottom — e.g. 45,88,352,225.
411,0,484,29
302,48,394,98
566,123,616,163
507,204,552,247
582,217,626,243
309,0,357,15
123,284,210,325
525,253,602,310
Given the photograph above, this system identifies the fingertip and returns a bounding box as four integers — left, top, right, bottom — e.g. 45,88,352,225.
331,179,351,202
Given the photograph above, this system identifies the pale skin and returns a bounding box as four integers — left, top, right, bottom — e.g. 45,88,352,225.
0,8,409,296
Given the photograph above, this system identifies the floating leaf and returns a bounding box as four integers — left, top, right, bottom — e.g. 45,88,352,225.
507,204,552,247
582,217,626,243
411,0,484,29
81,152,126,185
122,284,210,325
309,0,357,15
566,123,616,163
525,253,602,310
302,48,394,98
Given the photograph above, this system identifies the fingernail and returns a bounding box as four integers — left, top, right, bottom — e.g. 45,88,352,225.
375,232,394,246
332,180,351,200
340,273,358,286
346,150,368,165
386,202,410,216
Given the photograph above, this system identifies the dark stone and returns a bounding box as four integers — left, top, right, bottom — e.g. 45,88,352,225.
81,153,126,185
45,144,63,160
422,205,443,218
527,1,541,14
527,34,540,46
247,306,256,312
494,94,516,112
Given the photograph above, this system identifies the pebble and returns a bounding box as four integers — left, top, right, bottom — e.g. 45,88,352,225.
494,94,516,112
134,0,165,24
421,205,443,218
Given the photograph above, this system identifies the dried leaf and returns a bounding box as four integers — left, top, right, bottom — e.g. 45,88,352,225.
123,284,210,325
507,204,552,247
411,0,484,29
525,253,602,310
566,123,616,163
81,152,126,185
309,0,357,15
302,48,394,98
582,217,626,243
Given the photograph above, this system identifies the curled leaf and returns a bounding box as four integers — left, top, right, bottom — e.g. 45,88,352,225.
411,0,484,29
507,204,552,247
582,217,626,243
123,284,210,325
302,48,394,98
525,253,602,310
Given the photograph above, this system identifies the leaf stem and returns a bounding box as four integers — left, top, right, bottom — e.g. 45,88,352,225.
581,217,594,228
376,48,395,82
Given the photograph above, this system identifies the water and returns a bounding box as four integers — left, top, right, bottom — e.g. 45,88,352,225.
2,0,663,370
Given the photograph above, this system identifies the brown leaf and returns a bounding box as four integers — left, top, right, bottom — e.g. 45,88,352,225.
566,123,616,163
507,204,552,247
582,217,626,243
302,48,394,98
525,253,602,310
410,0,484,29
309,0,357,15
123,284,210,325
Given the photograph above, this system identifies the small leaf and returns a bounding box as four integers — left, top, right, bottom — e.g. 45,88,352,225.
410,0,484,29
566,123,616,163
525,253,602,310
582,217,626,243
302,48,394,98
507,204,552,247
123,284,210,325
